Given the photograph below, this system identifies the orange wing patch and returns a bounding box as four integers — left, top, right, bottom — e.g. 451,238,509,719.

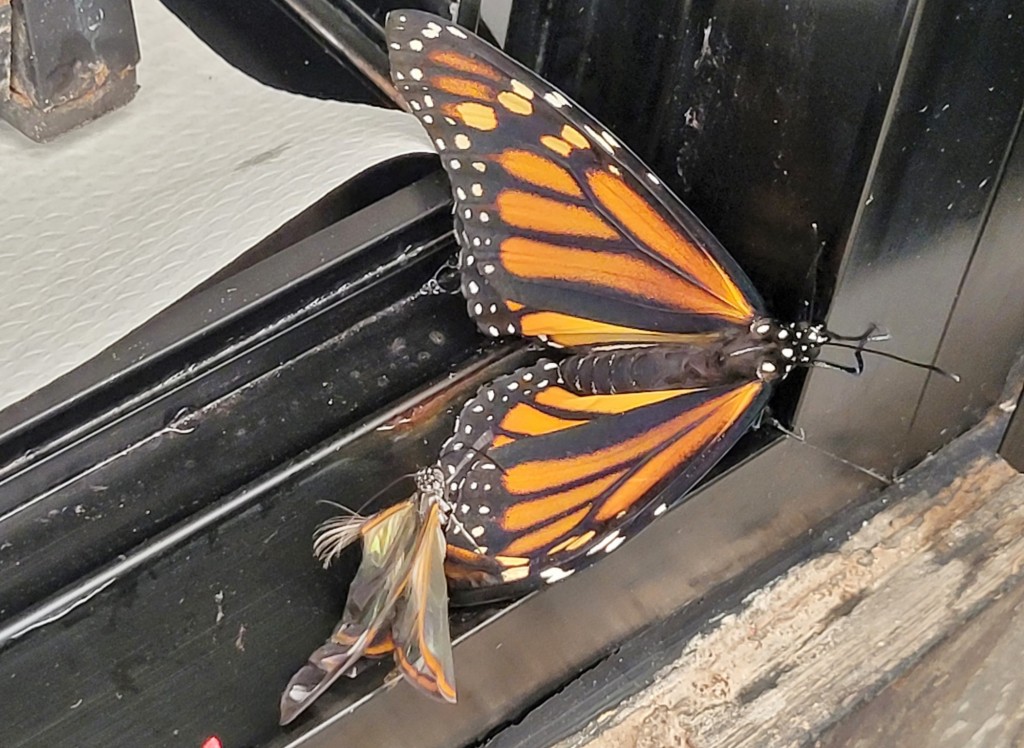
594,381,761,520
534,386,698,415
433,76,495,101
448,102,498,131
500,402,586,437
502,399,717,495
560,125,590,150
502,470,626,532
540,135,573,158
499,237,750,319
496,191,620,240
497,91,534,115
518,310,704,346
427,49,502,81
501,505,591,556
586,170,754,321
495,150,582,197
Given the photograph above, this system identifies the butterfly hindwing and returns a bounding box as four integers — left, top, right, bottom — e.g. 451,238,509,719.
386,11,765,348
439,359,769,599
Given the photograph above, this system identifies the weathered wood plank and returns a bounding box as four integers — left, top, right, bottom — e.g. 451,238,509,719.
556,440,1024,748
816,577,1024,747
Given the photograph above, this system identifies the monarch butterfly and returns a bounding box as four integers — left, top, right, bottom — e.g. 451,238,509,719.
382,10,833,596
281,8,923,723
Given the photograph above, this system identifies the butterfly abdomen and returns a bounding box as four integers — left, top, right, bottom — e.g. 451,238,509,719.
561,339,765,394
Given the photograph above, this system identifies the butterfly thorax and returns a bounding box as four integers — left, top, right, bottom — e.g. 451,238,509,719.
559,319,826,393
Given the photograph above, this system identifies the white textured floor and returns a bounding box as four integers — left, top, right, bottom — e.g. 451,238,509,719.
0,0,430,414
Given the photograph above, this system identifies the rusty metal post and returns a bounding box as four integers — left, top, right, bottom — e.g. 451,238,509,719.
0,0,140,142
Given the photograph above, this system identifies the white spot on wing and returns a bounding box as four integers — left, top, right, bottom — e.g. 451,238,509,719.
605,536,626,553
540,567,575,583
587,531,620,556
583,124,613,154
502,566,530,583
654,503,668,516
543,91,570,108
454,133,472,150
447,25,468,38
409,39,424,51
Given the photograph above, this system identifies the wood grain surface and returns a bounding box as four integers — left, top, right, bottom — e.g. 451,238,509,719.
556,419,1024,748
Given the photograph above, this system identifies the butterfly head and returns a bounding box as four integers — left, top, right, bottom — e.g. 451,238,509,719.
414,465,450,519
748,319,828,382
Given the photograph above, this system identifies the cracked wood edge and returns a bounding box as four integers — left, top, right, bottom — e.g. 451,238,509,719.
556,448,1024,748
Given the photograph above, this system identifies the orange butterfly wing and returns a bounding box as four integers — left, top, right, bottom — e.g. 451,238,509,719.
386,11,764,348
438,359,767,600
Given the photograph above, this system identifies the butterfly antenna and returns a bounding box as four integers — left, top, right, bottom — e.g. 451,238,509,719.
823,341,960,382
453,442,510,476
765,416,893,486
316,472,420,521
315,499,362,515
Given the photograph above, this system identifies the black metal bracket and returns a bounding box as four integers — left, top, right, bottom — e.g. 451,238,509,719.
0,0,139,141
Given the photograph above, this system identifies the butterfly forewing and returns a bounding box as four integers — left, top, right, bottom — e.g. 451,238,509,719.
392,503,457,702
279,501,419,725
386,11,764,348
440,359,769,598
